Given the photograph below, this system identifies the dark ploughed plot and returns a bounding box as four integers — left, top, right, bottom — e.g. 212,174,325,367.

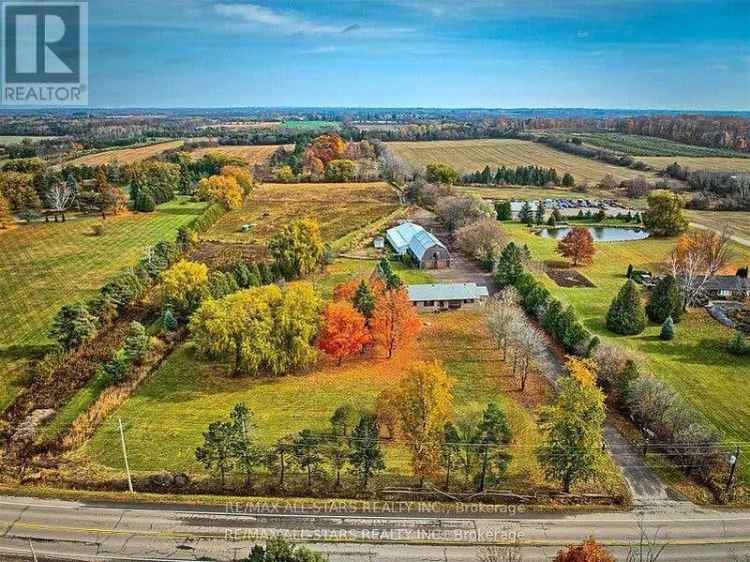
546,268,596,288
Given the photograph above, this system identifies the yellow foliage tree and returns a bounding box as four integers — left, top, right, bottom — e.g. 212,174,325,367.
161,259,208,315
197,175,244,210
566,357,597,387
392,361,454,485
0,194,12,229
221,165,253,195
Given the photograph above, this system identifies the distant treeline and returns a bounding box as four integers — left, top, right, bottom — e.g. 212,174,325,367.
462,165,573,187
535,135,652,171
663,163,750,210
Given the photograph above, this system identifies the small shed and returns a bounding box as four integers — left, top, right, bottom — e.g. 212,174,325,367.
373,236,385,250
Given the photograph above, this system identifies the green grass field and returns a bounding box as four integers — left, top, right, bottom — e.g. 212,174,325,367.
0,198,207,352
553,132,750,158
281,120,340,130
0,135,59,145
80,306,623,496
505,223,750,482
387,139,661,184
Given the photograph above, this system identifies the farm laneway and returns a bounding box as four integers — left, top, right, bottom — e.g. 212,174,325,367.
410,206,677,505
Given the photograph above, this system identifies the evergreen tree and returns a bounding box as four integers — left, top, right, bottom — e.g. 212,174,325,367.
353,280,376,318
162,306,178,332
562,173,575,187
229,403,263,489
546,214,557,227
49,303,98,350
292,429,324,488
646,274,682,324
660,316,675,340
519,201,534,225
534,200,545,225
626,264,634,278
348,414,384,490
606,279,646,335
195,420,235,487
123,321,150,364
728,333,750,356
475,402,512,492
495,242,525,288
494,200,512,221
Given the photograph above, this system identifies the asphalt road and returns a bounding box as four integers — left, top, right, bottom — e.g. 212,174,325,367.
0,495,749,561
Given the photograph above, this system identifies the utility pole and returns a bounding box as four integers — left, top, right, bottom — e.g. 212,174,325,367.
28,539,37,562
118,417,134,494
726,446,741,496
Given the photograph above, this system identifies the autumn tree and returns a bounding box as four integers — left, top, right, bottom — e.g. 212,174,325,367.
642,190,688,236
220,165,253,195
667,228,732,307
455,217,507,262
332,278,360,303
269,218,324,279
197,174,243,210
318,302,372,365
161,259,209,317
557,226,596,266
554,538,615,562
325,159,357,181
537,375,606,493
0,195,12,228
371,287,421,358
392,361,454,486
486,296,525,360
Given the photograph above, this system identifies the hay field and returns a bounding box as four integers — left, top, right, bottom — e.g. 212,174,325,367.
641,156,750,173
190,144,284,165
204,181,400,248
65,140,185,166
388,139,661,184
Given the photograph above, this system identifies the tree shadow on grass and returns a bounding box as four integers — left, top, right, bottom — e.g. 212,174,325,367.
157,207,205,216
636,336,748,369
0,344,52,362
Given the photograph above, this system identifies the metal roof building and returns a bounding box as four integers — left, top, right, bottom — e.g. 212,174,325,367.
407,229,447,262
407,283,489,310
385,222,426,255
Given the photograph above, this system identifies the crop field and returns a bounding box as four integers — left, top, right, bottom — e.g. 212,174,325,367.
557,132,750,158
686,210,750,243
505,223,750,483
640,156,750,173
190,144,285,165
81,308,623,496
65,140,185,166
205,182,401,249
0,198,207,352
387,139,660,184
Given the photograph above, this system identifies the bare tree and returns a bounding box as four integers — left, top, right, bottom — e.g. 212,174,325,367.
486,299,524,360
45,181,76,221
508,321,545,392
668,227,733,307
625,520,667,562
478,544,523,562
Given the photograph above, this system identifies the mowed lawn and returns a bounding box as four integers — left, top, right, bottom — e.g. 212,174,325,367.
387,139,660,184
65,140,186,166
190,145,285,165
505,223,750,481
205,182,401,247
80,307,622,495
641,156,750,173
0,198,207,352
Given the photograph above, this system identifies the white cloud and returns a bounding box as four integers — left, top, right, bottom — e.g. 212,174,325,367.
577,30,590,38
214,3,342,34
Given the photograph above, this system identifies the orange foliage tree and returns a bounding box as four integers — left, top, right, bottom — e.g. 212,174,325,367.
307,133,347,166
557,226,596,266
371,287,421,358
554,538,615,562
332,278,360,303
318,302,372,365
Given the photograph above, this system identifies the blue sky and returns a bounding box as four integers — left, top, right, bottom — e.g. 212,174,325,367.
89,0,750,109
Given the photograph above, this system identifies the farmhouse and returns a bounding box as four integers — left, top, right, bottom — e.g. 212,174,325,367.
407,283,489,311
698,274,750,300
385,221,451,269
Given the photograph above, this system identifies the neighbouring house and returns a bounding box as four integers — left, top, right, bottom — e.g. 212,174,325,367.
385,221,451,269
680,272,750,302
373,236,385,250
407,283,489,311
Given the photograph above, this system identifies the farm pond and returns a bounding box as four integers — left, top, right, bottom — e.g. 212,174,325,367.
536,226,650,241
